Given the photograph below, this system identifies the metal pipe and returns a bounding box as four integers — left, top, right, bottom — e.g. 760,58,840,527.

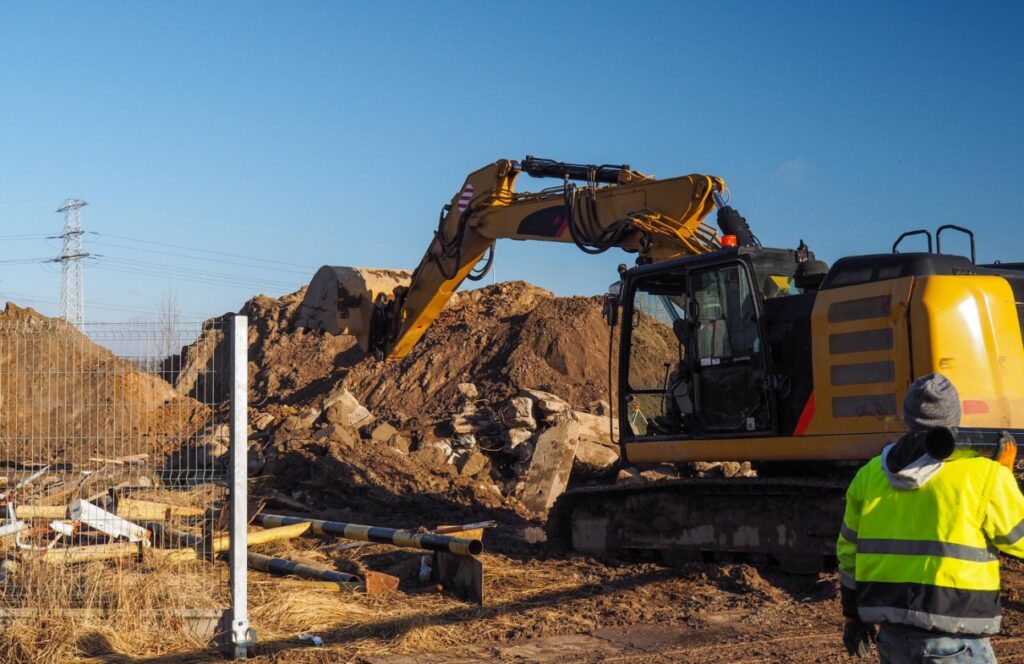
254,513,483,556
246,552,361,588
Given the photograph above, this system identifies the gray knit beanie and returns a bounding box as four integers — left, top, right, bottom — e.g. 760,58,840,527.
903,373,961,431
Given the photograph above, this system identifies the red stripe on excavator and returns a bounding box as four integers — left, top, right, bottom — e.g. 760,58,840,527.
963,400,989,414
794,393,815,436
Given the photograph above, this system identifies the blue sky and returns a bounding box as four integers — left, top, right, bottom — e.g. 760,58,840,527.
1,2,1021,322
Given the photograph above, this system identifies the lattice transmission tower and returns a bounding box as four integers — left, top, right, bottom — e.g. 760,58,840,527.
55,199,90,327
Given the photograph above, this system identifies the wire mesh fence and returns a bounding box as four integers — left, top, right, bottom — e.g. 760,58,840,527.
0,315,238,618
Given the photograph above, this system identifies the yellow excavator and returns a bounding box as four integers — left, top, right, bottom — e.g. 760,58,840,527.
297,157,1024,570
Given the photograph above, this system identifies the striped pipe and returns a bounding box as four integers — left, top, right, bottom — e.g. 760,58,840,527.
247,552,361,589
255,513,483,556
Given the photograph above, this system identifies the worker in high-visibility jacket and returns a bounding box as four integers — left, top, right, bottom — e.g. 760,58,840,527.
837,373,1024,662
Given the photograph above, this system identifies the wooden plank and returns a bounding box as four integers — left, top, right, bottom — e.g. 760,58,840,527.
35,542,142,564
116,498,205,521
15,505,67,520
210,521,312,554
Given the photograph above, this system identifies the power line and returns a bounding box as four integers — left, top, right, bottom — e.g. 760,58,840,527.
87,238,315,276
89,231,318,270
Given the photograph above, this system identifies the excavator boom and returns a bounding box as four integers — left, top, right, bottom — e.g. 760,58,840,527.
297,157,726,358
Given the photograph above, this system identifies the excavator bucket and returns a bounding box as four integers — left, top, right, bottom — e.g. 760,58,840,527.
295,266,411,350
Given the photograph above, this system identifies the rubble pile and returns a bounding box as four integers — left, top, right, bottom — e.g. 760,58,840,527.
172,280,755,520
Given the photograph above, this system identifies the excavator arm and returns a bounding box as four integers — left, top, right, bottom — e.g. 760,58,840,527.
298,157,728,359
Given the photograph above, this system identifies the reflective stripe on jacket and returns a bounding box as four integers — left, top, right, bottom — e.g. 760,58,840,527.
837,454,1024,635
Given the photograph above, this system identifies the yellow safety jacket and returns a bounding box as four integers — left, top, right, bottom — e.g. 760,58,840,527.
837,451,1024,634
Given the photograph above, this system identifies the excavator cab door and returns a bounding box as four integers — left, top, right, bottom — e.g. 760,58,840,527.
687,261,772,433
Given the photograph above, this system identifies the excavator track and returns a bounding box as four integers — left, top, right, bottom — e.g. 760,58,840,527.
547,476,849,573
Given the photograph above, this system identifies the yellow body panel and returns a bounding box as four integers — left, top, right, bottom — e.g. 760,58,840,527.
909,276,1024,429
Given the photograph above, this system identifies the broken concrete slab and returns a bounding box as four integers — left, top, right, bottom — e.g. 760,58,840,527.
519,388,570,419
573,411,619,448
520,413,580,515
456,382,478,400
573,439,619,473
502,396,537,430
323,388,374,428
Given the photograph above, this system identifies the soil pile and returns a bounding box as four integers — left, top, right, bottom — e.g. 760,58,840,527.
184,281,617,423
0,303,210,465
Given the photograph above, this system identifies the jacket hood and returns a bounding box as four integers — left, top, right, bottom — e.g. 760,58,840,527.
881,442,944,490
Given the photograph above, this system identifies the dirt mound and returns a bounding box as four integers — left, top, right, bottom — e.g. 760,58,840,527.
343,281,614,425
183,281,618,427
0,303,210,465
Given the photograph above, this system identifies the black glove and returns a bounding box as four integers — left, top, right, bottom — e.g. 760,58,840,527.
843,620,877,658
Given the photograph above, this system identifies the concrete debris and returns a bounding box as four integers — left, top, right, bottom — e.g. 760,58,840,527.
370,422,400,445
616,467,644,485
252,412,276,431
572,411,619,448
456,450,489,477
450,414,476,435
502,396,537,430
323,388,374,429
573,439,619,473
519,388,570,421
641,464,681,482
505,427,534,449
520,413,580,515
311,423,359,448
456,382,479,400
453,433,476,450
296,407,322,428
389,433,412,455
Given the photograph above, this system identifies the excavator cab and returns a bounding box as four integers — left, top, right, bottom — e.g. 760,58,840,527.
620,248,810,441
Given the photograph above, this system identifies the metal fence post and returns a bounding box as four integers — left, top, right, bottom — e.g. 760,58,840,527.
229,315,254,658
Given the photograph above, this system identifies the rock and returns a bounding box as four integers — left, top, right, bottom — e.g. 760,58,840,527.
505,427,534,449
456,450,489,477
453,433,476,450
411,445,450,468
450,414,476,435
589,400,611,416
457,382,479,399
296,407,322,428
389,434,412,454
370,422,400,445
573,411,619,448
573,438,619,473
520,413,580,515
323,388,374,429
641,463,680,482
502,397,537,430
520,388,570,419
311,423,359,448
252,413,275,431
616,467,643,485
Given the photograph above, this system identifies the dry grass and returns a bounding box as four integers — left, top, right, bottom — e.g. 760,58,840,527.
0,553,226,664
0,527,624,663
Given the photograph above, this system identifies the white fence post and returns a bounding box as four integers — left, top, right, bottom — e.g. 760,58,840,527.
229,315,254,658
